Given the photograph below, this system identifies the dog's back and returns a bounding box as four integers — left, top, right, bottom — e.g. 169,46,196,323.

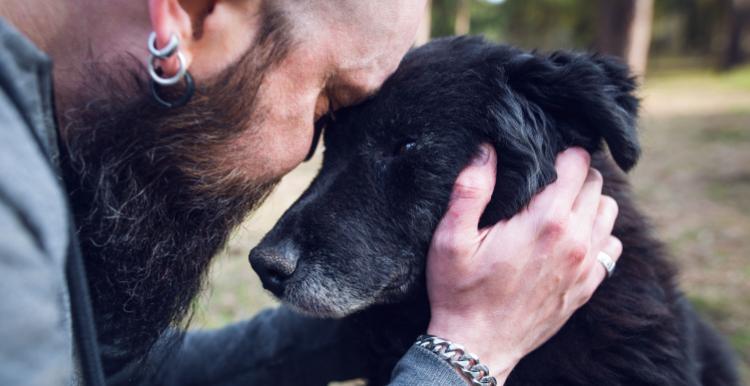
501,154,740,385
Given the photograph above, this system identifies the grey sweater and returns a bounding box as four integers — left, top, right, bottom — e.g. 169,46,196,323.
0,18,465,386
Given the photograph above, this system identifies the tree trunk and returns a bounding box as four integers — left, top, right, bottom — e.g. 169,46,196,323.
455,0,471,35
416,0,432,46
722,0,750,70
595,0,654,77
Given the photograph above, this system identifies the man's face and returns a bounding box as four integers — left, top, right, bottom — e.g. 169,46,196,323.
60,43,282,369
211,1,426,181
55,0,424,370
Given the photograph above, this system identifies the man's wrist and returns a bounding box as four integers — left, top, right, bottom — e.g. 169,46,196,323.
416,334,498,385
427,319,518,384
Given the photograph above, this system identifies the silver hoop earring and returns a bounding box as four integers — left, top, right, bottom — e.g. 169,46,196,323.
148,32,179,59
146,31,194,108
148,51,188,86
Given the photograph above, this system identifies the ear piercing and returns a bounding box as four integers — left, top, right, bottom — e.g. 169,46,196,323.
147,32,195,108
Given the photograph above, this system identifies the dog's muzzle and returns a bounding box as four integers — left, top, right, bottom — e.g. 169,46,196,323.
249,240,300,296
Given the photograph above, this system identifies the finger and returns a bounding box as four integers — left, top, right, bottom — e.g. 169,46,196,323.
584,236,623,292
590,195,619,247
433,144,497,249
529,148,591,215
571,168,604,228
552,148,592,209
577,197,618,282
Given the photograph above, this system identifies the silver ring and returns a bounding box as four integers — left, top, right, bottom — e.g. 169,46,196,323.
148,32,179,59
596,251,616,278
148,51,187,86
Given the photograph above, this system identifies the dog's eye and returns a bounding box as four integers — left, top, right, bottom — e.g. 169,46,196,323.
395,141,417,156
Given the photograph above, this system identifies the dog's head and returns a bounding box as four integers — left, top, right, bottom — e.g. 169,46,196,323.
249,36,639,317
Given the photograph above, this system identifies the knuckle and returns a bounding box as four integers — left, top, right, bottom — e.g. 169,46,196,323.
432,231,472,258
567,241,589,265
454,181,484,198
431,231,452,253
541,218,567,241
452,178,488,201
446,243,472,259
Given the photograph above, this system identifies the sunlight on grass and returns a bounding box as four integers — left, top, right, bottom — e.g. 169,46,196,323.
646,64,750,91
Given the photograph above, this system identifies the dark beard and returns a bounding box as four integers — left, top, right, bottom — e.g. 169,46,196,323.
58,34,288,375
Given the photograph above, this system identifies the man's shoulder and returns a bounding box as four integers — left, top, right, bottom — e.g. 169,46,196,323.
0,17,69,261
0,90,69,254
0,18,75,386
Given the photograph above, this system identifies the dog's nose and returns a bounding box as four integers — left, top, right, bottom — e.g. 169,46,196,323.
249,242,299,296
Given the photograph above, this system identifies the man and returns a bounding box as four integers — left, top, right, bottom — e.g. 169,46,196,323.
0,0,621,385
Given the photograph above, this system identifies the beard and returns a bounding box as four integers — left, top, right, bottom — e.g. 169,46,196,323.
58,36,288,375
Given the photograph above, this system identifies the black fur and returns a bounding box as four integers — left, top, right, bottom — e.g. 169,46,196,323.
250,37,739,385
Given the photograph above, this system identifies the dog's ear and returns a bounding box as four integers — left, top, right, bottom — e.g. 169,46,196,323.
504,51,641,172
476,50,640,226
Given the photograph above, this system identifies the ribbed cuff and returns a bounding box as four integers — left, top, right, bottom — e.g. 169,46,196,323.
388,344,467,385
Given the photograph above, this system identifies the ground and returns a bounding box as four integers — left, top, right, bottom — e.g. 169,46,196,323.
192,66,750,384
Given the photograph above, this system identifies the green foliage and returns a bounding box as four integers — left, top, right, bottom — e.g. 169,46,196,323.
722,64,750,89
428,0,734,59
647,64,750,91
430,0,461,38
475,0,595,50
463,0,507,42
430,0,595,50
652,0,730,56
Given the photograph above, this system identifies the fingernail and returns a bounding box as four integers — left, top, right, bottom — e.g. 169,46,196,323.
472,145,491,165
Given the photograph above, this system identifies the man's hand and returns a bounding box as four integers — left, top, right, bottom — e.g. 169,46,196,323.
426,145,622,384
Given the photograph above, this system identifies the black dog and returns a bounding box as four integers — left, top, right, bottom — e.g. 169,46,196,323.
250,36,739,385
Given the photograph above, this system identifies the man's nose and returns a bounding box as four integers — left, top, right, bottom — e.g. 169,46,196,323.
249,241,300,296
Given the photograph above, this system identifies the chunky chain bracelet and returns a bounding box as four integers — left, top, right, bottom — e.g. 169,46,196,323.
416,335,498,386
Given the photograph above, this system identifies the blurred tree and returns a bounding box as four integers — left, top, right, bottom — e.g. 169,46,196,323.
417,0,433,45
595,0,654,76
466,0,508,42
431,0,459,38
681,0,728,56
471,0,595,50
455,0,471,35
425,0,737,71
722,0,750,69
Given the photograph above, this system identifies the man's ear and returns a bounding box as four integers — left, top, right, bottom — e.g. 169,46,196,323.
504,51,641,172
149,0,260,79
149,0,195,76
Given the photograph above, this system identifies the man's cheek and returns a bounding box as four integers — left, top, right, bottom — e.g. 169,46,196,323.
249,88,321,178
227,118,312,183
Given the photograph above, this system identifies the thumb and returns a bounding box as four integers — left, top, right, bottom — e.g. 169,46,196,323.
436,144,497,243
